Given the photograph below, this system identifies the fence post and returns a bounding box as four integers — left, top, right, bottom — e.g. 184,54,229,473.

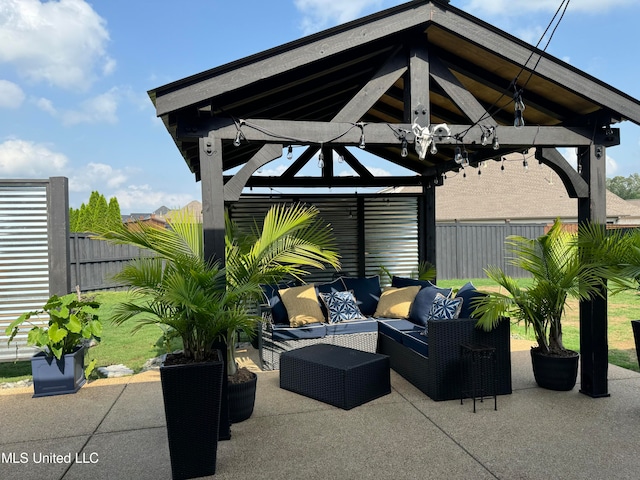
48,177,71,296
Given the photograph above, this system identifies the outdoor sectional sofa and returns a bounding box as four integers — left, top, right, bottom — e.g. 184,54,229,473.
258,275,512,401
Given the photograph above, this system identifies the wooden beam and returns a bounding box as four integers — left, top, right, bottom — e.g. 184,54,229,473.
535,148,588,198
154,2,433,116
282,146,320,178
430,8,640,125
200,136,226,266
406,41,430,121
429,55,495,126
215,119,608,147
334,146,375,178
230,175,423,188
333,47,407,122
224,144,283,202
577,144,609,399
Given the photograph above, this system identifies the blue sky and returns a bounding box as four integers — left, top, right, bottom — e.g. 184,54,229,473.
1,0,639,213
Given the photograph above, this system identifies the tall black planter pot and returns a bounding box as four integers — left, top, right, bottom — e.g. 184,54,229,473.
228,371,257,423
530,348,579,391
212,340,231,440
160,352,224,480
632,321,640,368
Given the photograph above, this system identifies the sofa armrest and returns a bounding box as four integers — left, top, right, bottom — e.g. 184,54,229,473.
427,316,512,398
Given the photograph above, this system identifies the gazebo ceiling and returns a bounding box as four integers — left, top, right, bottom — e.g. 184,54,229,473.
149,0,640,187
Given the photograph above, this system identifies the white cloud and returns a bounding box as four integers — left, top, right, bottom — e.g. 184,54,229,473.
0,0,114,91
365,166,391,176
61,87,120,125
113,184,197,211
0,79,25,108
255,164,288,176
294,0,386,34
31,96,57,115
0,138,68,176
68,162,128,193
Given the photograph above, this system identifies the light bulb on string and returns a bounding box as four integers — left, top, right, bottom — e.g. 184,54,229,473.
233,130,243,147
454,146,463,164
481,130,489,146
287,145,293,160
461,149,469,167
401,138,408,158
318,148,325,169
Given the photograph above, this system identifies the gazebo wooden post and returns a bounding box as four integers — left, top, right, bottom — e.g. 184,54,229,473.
200,135,226,267
199,134,232,439
577,143,610,398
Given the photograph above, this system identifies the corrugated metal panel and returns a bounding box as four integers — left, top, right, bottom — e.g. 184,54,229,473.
364,197,418,285
0,184,50,361
230,197,357,284
436,223,544,279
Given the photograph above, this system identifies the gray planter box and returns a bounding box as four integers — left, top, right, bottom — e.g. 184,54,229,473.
30,346,86,398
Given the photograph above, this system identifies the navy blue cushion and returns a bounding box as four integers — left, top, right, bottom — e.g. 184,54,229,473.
316,278,346,294
391,276,432,289
377,319,422,344
325,319,379,336
402,331,429,357
455,282,486,318
342,276,381,317
271,323,327,341
409,283,453,326
261,283,295,325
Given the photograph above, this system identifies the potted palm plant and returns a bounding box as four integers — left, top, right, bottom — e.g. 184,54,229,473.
5,292,102,397
472,219,609,391
224,203,340,422
98,216,259,480
97,203,339,476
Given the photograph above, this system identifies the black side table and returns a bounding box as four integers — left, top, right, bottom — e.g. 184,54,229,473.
460,343,497,412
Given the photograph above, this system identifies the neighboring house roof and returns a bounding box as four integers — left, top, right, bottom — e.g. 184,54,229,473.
388,151,640,224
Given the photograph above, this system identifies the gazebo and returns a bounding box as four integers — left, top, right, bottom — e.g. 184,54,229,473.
148,0,640,398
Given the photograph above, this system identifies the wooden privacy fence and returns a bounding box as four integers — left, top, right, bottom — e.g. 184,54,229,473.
70,234,153,292
70,223,543,292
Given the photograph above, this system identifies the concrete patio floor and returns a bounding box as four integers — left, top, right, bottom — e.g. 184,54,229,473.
1,342,640,480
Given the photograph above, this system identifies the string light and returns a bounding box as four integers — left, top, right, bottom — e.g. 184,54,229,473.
501,157,505,172
287,145,293,160
358,123,366,149
492,135,500,150
233,130,243,147
514,90,525,128
401,137,408,158
318,145,325,169
454,146,463,164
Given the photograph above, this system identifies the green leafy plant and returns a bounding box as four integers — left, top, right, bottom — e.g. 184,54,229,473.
98,203,340,376
6,294,103,376
473,219,609,355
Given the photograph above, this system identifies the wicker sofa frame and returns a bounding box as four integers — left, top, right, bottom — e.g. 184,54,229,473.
257,311,378,371
377,317,512,401
258,307,512,402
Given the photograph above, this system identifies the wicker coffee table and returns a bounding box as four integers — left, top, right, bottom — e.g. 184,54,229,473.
280,344,391,410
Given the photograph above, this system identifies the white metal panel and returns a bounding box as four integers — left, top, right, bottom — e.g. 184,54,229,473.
0,184,50,362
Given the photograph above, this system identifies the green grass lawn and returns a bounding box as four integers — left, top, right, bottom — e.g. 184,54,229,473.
0,291,180,384
440,278,640,372
2,278,639,384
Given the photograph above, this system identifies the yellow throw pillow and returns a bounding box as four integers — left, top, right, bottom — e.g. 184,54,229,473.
278,284,325,327
373,286,421,319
